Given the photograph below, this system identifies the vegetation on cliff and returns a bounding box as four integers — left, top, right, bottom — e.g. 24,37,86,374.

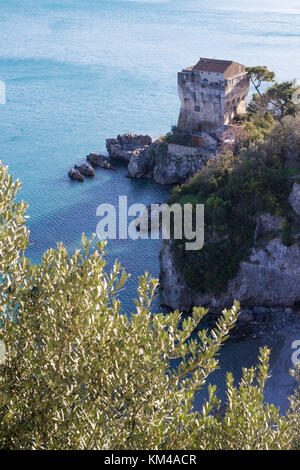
169,72,300,296
0,161,299,449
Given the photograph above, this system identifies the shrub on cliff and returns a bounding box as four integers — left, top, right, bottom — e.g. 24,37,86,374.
0,161,297,450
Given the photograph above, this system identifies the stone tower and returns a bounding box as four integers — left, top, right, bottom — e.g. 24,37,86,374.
177,58,250,135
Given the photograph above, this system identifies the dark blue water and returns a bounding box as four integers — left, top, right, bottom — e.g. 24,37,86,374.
0,0,299,411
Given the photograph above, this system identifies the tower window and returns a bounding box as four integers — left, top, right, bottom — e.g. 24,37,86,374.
194,105,200,112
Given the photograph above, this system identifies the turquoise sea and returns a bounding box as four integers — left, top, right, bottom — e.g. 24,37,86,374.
1,0,300,410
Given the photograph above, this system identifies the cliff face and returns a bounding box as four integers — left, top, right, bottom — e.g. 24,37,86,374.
160,236,300,312
106,134,212,185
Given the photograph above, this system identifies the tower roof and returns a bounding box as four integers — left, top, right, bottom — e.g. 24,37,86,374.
192,58,246,78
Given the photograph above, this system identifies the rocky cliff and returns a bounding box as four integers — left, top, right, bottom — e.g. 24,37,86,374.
160,183,300,313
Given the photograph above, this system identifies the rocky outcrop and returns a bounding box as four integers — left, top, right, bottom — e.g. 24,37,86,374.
289,182,300,216
107,133,212,185
86,153,115,170
106,133,152,161
68,168,84,182
160,237,300,312
127,147,156,179
75,162,95,177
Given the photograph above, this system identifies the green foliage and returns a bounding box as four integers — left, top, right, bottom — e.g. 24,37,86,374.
246,66,275,95
148,136,168,161
168,80,300,295
240,112,300,168
0,164,29,274
267,81,299,119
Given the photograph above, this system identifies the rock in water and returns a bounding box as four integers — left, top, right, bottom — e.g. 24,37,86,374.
74,163,95,176
68,168,84,182
86,153,115,170
106,133,152,161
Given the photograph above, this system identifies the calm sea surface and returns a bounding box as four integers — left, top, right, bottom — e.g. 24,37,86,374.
1,0,300,410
